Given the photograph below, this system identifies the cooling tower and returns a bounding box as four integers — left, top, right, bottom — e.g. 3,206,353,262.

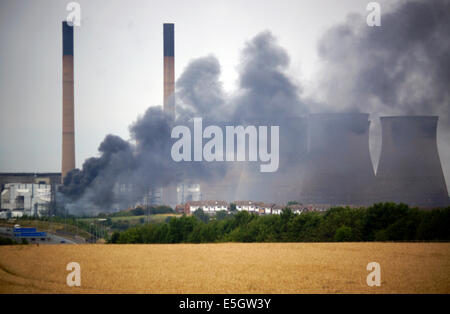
376,116,449,207
232,118,308,204
300,113,376,205
61,21,75,182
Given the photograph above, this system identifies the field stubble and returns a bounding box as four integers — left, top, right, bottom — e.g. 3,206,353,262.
0,243,449,293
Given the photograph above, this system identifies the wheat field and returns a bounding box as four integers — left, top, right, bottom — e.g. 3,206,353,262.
0,243,449,293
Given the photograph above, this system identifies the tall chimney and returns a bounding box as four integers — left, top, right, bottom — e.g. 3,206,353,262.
377,116,449,207
61,21,75,182
162,23,177,207
163,23,175,117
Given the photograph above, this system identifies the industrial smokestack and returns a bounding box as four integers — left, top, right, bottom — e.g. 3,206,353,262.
162,23,177,207
300,113,376,205
61,21,75,182
163,23,175,117
377,116,449,207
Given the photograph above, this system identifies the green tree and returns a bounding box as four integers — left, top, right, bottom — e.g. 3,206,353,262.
193,209,210,223
334,225,353,242
215,210,229,221
109,231,120,243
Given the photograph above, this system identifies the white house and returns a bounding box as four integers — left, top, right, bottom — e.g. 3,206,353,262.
255,202,275,215
271,205,284,215
235,201,257,213
288,204,305,215
186,201,228,215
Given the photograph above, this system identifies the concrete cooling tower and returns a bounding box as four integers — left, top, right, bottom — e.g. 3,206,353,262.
198,118,307,203
232,117,308,204
376,116,449,207
300,113,376,205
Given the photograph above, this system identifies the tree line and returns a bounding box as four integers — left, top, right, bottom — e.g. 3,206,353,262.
101,205,174,218
109,203,450,244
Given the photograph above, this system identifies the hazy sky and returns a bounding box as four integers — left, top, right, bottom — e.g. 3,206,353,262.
4,0,448,197
0,0,378,171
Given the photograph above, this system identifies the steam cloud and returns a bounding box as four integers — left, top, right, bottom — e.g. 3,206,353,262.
314,0,450,179
61,0,450,213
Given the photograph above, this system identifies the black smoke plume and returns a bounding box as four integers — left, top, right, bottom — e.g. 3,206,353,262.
60,31,307,213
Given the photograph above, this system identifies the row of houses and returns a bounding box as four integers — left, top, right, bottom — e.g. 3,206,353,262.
177,201,331,216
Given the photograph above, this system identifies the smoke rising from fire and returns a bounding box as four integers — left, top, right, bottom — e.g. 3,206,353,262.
60,31,306,213
61,0,450,213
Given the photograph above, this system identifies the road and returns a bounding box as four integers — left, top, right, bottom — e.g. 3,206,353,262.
0,226,77,244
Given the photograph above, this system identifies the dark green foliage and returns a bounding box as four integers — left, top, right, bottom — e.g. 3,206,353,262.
133,207,145,216
111,220,130,231
0,236,16,245
334,226,353,242
109,231,120,243
108,205,174,218
215,210,230,221
193,209,210,223
111,203,450,244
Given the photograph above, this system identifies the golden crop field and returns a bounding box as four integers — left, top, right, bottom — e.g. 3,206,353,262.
0,243,449,294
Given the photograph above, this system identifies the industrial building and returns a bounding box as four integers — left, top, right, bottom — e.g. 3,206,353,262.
0,173,60,218
177,183,201,204
0,183,51,218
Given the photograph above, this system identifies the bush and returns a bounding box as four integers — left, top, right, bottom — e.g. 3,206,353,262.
334,226,353,242
0,236,16,245
109,232,120,244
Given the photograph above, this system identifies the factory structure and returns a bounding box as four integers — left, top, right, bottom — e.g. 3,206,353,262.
0,173,60,218
1,22,449,220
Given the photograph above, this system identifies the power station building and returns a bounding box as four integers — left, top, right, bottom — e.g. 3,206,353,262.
0,173,60,218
